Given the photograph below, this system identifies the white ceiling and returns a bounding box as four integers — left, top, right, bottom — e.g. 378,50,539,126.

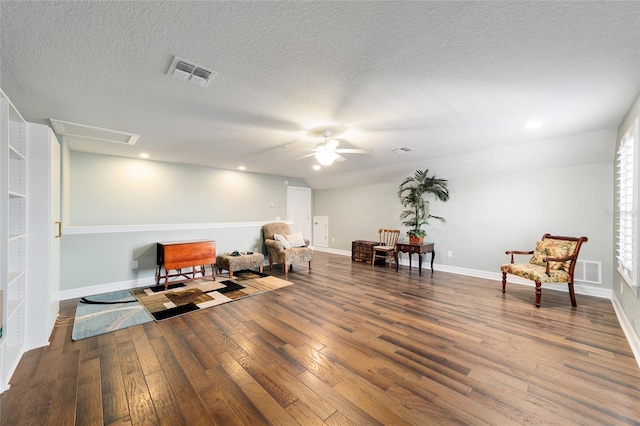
1,1,638,189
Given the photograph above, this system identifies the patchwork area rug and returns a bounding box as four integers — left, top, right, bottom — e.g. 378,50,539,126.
72,290,153,341
131,270,293,321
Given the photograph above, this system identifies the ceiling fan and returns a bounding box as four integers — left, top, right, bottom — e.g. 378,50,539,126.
300,130,373,166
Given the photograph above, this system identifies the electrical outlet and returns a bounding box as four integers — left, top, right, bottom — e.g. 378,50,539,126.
447,251,453,257
132,260,138,269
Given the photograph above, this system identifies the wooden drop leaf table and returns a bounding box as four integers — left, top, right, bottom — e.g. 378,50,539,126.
156,240,216,289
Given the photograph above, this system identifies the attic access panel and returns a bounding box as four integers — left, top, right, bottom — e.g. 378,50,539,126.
49,119,139,145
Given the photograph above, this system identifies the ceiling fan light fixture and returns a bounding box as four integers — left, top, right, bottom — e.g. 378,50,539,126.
315,151,338,166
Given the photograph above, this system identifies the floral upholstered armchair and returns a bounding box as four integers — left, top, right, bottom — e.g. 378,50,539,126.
500,234,587,307
262,222,312,274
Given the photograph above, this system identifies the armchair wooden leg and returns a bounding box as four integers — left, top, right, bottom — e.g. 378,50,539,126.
308,261,312,270
535,281,542,307
568,281,577,307
284,264,289,274
269,260,273,270
502,272,507,293
371,252,376,267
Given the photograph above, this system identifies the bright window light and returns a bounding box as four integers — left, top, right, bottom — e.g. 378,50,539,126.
617,118,638,288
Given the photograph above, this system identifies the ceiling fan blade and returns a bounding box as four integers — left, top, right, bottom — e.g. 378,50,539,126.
326,139,340,150
335,148,373,154
335,154,346,162
297,153,317,159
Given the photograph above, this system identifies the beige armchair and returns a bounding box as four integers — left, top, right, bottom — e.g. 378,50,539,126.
501,234,588,307
262,222,312,274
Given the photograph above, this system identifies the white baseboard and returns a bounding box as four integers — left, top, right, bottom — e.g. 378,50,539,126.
611,294,640,369
67,248,612,302
313,246,351,256
60,276,158,300
433,263,612,299
313,247,612,299
317,247,639,366
62,247,637,369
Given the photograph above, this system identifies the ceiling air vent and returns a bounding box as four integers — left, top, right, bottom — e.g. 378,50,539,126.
391,147,414,153
168,56,217,87
49,119,139,145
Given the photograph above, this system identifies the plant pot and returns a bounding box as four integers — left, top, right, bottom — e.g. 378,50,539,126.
409,236,423,245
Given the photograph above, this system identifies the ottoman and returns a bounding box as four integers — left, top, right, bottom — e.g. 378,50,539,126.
216,252,265,278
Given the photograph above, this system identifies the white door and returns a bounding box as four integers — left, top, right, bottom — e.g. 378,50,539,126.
25,124,60,349
287,186,311,239
50,131,60,329
313,216,328,247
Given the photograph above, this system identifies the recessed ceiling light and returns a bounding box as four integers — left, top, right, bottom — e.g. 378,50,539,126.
139,153,149,159
313,165,321,170
238,166,246,171
525,120,543,130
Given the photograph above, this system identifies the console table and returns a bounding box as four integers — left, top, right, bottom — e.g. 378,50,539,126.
156,240,216,289
394,242,435,275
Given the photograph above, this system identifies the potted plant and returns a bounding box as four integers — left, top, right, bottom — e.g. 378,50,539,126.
398,169,450,244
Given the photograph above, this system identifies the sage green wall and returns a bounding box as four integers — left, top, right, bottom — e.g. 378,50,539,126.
313,183,402,247
68,151,307,225
314,162,614,289
613,91,640,340
60,152,308,292
61,227,267,291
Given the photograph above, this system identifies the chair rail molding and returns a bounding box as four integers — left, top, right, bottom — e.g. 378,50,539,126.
63,220,295,235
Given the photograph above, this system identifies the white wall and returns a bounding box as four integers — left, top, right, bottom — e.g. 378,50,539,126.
68,151,303,225
60,151,308,295
314,162,614,290
61,148,615,297
613,92,640,349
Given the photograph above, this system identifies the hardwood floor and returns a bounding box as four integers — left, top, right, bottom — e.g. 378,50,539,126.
2,251,640,425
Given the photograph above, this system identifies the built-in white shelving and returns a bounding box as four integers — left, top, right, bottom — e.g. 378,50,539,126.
0,90,28,392
0,90,59,394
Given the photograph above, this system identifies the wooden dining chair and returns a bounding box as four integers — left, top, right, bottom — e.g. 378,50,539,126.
372,229,400,268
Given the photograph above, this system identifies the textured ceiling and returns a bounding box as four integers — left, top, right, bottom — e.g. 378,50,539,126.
1,1,639,189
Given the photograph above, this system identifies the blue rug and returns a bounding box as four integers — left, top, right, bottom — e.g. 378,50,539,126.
71,289,154,341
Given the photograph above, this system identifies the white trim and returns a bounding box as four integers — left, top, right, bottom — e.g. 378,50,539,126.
62,220,294,235
60,275,157,300
63,246,634,367
611,293,640,369
314,247,612,299
313,247,350,256
62,246,615,301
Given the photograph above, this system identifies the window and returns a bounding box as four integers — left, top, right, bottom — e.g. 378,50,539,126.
617,118,638,288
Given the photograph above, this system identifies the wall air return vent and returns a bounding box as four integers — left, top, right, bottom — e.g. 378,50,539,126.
574,260,602,284
168,56,217,87
49,119,139,145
